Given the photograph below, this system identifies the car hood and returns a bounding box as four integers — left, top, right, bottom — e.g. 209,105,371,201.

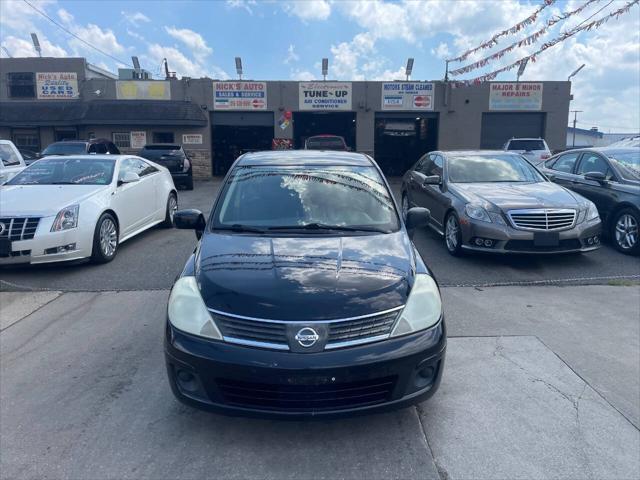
0,184,109,217
196,231,415,321
451,182,582,210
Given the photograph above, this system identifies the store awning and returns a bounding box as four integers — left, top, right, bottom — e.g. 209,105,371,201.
0,100,208,127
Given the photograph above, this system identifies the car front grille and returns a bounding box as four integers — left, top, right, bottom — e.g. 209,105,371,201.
0,217,40,241
508,209,576,231
212,307,403,351
216,376,397,411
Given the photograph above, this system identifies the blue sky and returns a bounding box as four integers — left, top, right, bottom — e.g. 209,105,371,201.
1,0,639,132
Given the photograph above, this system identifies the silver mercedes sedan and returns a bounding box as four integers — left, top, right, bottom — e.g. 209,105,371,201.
400,150,602,255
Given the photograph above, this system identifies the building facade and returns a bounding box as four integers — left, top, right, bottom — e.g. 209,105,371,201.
0,57,572,177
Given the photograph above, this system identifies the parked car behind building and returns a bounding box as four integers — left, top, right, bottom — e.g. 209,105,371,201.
541,147,640,255
503,138,551,165
41,138,120,156
401,150,602,255
305,135,349,151
138,144,193,190
0,140,27,184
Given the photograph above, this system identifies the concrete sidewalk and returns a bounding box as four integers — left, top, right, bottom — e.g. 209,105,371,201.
1,285,639,479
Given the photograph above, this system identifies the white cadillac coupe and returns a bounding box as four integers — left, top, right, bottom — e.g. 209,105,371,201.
0,155,177,265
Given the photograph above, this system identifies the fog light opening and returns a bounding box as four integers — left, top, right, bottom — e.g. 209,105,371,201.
176,369,199,393
475,238,483,246
587,237,594,245
413,363,437,390
44,243,77,255
483,239,493,247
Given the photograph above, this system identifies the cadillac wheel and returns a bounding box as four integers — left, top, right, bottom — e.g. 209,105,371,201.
92,214,118,263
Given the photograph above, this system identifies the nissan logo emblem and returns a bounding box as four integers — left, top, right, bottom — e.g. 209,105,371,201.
295,327,319,348
0,222,5,235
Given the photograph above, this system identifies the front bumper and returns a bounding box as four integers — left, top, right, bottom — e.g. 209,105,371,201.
459,216,602,254
165,318,446,418
0,217,92,265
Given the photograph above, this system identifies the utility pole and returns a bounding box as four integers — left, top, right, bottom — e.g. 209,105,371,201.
571,110,582,147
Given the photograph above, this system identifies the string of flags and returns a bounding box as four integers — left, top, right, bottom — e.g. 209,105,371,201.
450,0,639,87
448,0,601,77
446,0,557,63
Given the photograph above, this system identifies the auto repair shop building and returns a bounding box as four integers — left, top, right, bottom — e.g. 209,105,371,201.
0,57,571,177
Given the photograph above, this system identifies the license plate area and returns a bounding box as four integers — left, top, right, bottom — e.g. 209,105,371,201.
534,231,559,247
0,238,12,256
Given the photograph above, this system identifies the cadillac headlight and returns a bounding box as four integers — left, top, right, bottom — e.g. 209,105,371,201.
390,275,442,338
168,276,222,340
465,204,491,223
51,204,79,232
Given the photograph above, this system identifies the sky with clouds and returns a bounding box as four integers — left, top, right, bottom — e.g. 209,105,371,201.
1,0,638,132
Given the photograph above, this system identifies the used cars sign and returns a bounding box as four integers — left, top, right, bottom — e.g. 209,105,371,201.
299,82,352,110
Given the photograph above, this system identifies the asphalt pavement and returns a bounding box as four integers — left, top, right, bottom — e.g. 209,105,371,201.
1,178,638,292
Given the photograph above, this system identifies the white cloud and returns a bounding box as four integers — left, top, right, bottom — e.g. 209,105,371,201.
122,11,151,27
57,8,74,25
226,0,257,15
290,68,315,81
283,0,331,21
329,32,376,80
144,43,228,79
431,42,450,60
164,26,212,62
0,0,55,32
68,23,125,56
284,44,300,64
126,29,145,41
1,34,68,58
372,65,407,81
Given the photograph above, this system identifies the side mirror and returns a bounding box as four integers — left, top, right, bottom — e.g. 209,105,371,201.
584,171,607,183
174,209,206,239
545,172,556,182
406,207,431,238
422,175,441,186
118,171,140,186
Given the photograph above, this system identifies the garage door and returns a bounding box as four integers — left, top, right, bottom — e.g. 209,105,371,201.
480,113,546,149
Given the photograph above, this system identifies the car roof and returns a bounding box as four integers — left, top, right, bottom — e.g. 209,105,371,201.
141,144,182,148
236,150,374,166
508,138,544,141
37,154,130,161
434,150,523,157
552,147,639,156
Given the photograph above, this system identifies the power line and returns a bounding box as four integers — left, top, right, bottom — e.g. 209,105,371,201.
21,0,134,68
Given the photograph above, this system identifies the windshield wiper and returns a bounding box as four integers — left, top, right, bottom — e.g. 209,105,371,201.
215,224,266,234
268,223,389,233
50,181,77,185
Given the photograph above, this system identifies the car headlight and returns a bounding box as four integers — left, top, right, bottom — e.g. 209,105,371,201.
390,274,442,338
51,204,79,232
168,276,222,340
586,202,599,221
488,211,507,225
465,204,491,223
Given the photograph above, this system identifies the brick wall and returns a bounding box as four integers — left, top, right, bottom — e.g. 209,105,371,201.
185,149,211,178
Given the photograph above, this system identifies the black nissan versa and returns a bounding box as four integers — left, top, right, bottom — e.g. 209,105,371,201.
165,150,445,418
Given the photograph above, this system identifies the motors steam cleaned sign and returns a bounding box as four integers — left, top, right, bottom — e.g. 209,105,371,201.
299,82,352,110
213,82,267,110
489,82,543,110
381,82,434,110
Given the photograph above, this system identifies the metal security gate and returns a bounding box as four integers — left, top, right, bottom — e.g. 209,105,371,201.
480,113,546,149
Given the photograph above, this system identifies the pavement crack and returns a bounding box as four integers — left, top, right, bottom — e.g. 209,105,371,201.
414,405,449,480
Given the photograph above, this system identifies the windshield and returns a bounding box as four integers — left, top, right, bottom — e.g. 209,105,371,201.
7,157,115,185
42,143,87,155
306,137,346,150
507,140,546,151
449,154,545,183
139,146,184,159
608,151,640,181
212,165,399,232
0,144,22,167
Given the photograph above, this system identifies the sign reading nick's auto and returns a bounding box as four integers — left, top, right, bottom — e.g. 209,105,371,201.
213,82,267,110
299,82,352,110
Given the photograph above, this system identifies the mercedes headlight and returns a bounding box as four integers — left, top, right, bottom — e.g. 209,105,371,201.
465,204,491,223
390,275,442,338
51,204,79,232
586,202,599,221
168,276,222,340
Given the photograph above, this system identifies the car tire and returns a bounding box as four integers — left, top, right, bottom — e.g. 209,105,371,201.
444,212,463,256
161,193,178,228
401,194,409,223
185,176,194,190
91,213,118,263
611,208,640,255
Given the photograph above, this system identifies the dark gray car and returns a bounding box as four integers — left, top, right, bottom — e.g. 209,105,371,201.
401,150,602,255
